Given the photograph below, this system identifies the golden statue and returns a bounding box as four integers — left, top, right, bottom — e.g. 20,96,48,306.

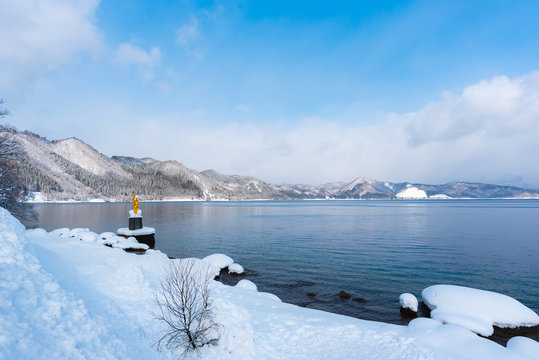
132,193,139,214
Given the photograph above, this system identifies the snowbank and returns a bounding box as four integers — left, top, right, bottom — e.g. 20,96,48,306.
396,186,428,199
2,207,538,360
422,285,539,336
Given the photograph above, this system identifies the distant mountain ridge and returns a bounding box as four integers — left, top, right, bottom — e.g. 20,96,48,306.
9,129,539,201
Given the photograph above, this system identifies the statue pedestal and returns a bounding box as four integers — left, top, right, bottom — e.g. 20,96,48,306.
129,217,143,230
118,209,155,248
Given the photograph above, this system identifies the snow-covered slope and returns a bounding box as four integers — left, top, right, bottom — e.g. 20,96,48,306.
52,137,129,177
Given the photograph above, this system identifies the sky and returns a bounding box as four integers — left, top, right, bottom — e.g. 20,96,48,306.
1,0,539,188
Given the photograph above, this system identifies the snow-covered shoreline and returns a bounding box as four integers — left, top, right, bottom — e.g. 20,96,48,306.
1,207,538,359
24,197,539,204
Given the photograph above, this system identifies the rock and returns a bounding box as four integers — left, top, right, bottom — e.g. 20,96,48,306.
353,297,367,303
400,307,418,317
307,292,317,297
339,290,351,299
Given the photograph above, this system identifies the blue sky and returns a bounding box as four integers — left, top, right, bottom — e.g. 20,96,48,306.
1,0,539,186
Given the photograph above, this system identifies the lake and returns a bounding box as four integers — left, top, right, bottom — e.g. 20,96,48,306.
26,200,539,342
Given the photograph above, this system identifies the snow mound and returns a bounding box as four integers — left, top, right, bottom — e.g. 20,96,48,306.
506,337,539,359
422,284,539,336
68,228,89,237
100,232,116,240
228,263,244,274
400,293,418,312
104,235,123,246
396,186,428,199
50,227,70,237
78,231,100,242
236,279,257,291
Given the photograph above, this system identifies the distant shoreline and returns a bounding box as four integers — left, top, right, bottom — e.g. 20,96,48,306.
26,197,539,204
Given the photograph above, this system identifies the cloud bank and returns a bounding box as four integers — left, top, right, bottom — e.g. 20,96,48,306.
93,71,539,188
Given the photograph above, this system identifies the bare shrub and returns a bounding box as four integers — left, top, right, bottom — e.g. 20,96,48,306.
154,258,219,357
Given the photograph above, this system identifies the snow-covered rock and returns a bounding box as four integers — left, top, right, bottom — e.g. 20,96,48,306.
50,227,70,237
112,237,149,251
399,293,418,313
117,227,155,236
396,186,428,199
103,235,123,246
68,228,89,238
422,284,539,336
202,254,234,275
100,232,116,240
78,231,100,242
236,279,257,291
228,263,244,274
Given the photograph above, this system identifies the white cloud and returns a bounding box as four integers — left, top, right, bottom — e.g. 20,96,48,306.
0,0,103,93
176,17,199,46
114,43,161,79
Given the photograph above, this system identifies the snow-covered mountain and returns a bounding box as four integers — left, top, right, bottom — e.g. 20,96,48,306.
11,129,539,201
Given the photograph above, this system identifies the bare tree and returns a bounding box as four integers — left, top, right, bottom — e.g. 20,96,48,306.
0,100,27,218
154,258,220,357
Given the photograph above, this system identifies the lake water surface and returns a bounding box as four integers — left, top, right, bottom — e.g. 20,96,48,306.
27,200,539,341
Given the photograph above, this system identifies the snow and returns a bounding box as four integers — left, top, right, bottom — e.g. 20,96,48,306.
422,284,539,336
429,193,452,199
100,231,116,240
396,186,428,199
506,337,539,359
399,293,418,312
68,227,90,237
236,279,257,291
228,263,244,274
50,227,70,237
1,207,538,360
202,254,234,275
103,235,123,246
129,209,142,218
112,237,150,250
117,226,155,236
78,231,100,242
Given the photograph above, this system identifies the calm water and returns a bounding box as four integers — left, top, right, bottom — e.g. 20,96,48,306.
26,200,539,340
